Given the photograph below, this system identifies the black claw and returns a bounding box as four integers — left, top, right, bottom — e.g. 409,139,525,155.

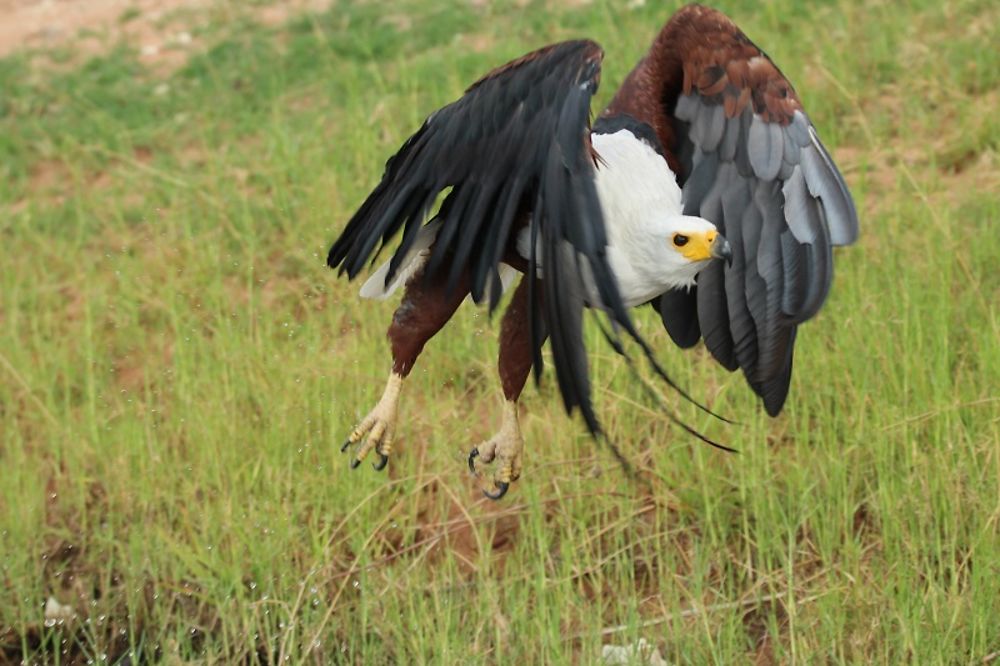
340,439,352,453
372,453,389,471
350,458,362,470
467,448,480,473
483,482,509,501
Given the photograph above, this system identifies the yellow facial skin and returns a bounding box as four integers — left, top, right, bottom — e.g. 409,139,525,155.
671,229,719,262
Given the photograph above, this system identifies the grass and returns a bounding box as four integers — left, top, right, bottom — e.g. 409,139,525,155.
1,0,998,662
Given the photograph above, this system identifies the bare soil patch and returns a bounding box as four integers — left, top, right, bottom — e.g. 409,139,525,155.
0,0,331,65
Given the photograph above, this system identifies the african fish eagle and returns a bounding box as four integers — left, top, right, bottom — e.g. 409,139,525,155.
327,4,859,499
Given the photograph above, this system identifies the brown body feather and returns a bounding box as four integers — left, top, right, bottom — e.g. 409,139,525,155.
606,4,802,175
388,243,535,400
388,266,470,378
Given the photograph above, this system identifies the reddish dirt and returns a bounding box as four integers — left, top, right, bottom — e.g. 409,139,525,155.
0,0,331,65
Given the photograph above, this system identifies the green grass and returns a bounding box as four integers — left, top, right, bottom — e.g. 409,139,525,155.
1,0,998,662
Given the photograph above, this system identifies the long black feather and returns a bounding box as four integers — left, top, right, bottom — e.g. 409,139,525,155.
330,41,638,437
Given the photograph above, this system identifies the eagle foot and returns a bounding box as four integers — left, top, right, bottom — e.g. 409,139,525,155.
342,373,402,471
469,401,523,500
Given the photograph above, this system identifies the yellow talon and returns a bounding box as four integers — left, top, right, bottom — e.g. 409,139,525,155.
342,373,402,470
469,400,524,496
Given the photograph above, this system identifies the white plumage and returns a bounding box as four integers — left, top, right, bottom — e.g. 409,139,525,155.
359,219,442,299
590,129,717,304
515,129,719,306
363,129,718,308
360,218,517,300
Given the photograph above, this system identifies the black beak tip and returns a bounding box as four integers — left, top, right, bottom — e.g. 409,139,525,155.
714,236,733,266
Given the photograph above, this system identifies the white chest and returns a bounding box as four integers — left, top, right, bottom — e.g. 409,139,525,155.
516,129,711,307
591,130,691,306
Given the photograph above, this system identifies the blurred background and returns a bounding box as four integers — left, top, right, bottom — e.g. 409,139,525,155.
1,0,998,663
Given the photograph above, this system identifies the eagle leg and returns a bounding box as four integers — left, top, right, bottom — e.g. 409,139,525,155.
469,400,524,499
470,277,546,499
342,263,471,470
342,372,401,470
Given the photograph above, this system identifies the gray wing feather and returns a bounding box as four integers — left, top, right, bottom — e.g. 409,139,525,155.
697,103,727,152
779,230,809,316
786,112,812,146
720,168,757,372
751,180,792,385
782,166,820,244
719,114,741,162
697,262,737,371
802,126,858,245
682,150,720,216
675,93,699,122
733,110,754,178
667,94,858,416
748,115,783,181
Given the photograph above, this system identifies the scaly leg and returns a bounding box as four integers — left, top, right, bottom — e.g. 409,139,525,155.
468,400,524,499
469,277,546,499
341,372,402,470
342,265,470,470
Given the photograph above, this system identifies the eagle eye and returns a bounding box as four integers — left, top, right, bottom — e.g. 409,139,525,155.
673,234,689,247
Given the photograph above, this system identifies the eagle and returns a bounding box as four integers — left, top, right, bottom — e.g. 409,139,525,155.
327,4,858,499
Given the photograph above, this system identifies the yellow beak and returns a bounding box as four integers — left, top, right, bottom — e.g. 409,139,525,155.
678,230,732,264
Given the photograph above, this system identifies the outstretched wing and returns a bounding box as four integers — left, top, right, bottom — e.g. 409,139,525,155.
605,5,859,416
328,40,645,434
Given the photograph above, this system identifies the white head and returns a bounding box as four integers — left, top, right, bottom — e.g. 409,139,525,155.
606,212,731,307
589,128,731,304
647,213,731,287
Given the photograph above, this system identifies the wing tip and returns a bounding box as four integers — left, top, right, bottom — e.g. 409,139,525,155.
763,395,786,418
